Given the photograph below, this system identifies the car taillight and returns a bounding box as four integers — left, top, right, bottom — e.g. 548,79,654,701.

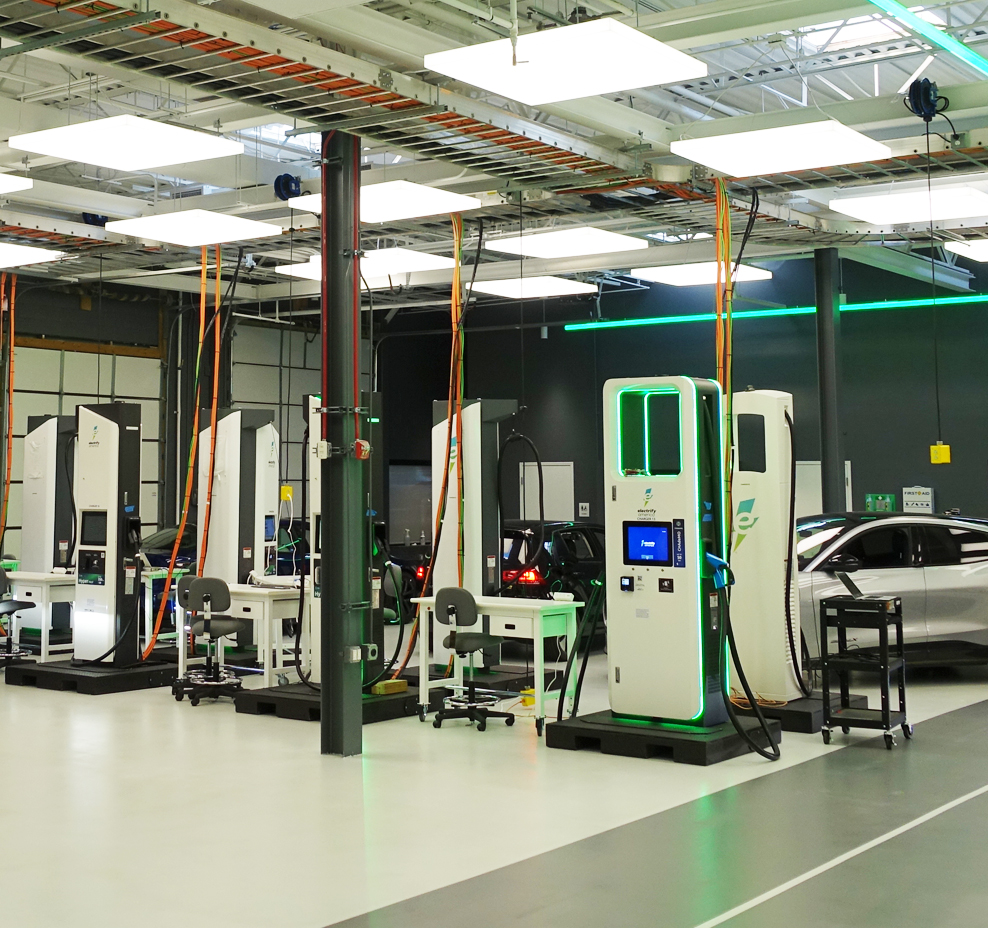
503,568,543,584
415,566,426,580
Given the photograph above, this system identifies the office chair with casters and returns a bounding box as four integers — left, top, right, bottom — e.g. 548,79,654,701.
432,587,514,731
171,576,246,706
0,567,35,666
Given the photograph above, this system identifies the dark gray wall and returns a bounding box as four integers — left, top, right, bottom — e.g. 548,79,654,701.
378,254,988,520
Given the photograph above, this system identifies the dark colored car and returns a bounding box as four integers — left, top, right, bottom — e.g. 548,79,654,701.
386,543,432,622
140,523,197,571
140,518,309,576
276,518,309,576
501,520,605,602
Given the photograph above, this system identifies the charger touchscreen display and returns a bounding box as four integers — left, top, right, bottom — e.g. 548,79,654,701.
623,521,673,566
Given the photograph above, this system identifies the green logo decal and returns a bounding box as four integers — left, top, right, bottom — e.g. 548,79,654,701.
734,497,758,550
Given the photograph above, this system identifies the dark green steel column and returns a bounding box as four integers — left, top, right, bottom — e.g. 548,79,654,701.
814,247,845,513
319,131,365,756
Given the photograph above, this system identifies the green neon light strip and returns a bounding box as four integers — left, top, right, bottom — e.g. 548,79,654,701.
564,293,988,332
866,0,988,77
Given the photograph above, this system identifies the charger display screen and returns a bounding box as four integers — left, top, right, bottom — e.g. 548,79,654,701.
623,521,673,567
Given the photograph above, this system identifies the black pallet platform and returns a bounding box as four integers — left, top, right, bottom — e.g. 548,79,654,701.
734,693,868,734
234,683,446,724
402,664,554,694
0,657,35,669
545,711,783,766
5,661,175,695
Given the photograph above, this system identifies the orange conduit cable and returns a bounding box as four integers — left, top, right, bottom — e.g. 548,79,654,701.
196,245,223,578
0,275,14,552
0,273,8,634
715,179,735,528
141,251,209,659
390,213,466,679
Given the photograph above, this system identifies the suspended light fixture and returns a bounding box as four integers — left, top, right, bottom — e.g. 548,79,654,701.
631,262,772,286
424,19,707,106
9,115,243,172
487,227,647,259
829,187,988,224
106,210,282,247
671,120,891,177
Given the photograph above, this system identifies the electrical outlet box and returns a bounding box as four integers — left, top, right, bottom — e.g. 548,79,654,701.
280,485,293,502
579,502,590,518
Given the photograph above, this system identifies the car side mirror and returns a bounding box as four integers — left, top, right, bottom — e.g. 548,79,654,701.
823,554,861,573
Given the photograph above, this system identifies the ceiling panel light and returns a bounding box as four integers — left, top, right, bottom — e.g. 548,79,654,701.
9,115,243,172
276,256,321,280
0,242,66,268
671,121,891,177
0,175,32,194
829,186,988,224
361,181,482,223
631,262,772,286
289,182,482,223
424,20,706,106
361,247,455,276
276,249,456,282
486,227,647,259
287,194,321,214
472,276,596,299
944,240,988,262
106,210,282,247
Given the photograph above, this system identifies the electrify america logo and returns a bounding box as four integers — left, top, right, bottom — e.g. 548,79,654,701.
733,498,758,550
88,425,99,447
637,487,657,520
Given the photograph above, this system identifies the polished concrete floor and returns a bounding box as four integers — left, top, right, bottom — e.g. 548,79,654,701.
3,649,988,928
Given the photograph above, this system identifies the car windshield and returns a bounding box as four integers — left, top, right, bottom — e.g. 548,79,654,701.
796,517,851,568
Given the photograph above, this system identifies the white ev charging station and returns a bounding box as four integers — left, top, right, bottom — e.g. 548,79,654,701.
21,415,76,573
730,389,804,703
73,403,143,664
603,376,729,726
197,408,280,585
429,398,515,668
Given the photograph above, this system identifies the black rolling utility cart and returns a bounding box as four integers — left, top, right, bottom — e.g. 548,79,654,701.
819,593,913,750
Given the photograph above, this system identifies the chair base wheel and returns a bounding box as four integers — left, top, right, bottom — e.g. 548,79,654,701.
433,718,442,728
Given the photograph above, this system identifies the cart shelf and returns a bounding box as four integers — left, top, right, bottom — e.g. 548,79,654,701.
820,592,912,750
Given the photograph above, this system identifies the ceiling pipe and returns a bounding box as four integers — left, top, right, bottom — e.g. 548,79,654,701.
433,0,512,29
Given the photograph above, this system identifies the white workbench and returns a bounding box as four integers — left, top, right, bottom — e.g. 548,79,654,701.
176,582,304,687
412,594,582,733
7,571,76,662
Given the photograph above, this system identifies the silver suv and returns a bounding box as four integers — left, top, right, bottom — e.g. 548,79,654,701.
798,513,988,665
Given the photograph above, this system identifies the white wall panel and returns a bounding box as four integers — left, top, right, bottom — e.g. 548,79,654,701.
281,367,320,406
141,442,159,482
233,324,281,365
5,486,21,527
140,484,158,528
10,437,22,482
14,391,59,434
138,399,160,440
115,355,160,398
232,363,280,404
13,347,60,391
63,351,111,395
4,529,20,559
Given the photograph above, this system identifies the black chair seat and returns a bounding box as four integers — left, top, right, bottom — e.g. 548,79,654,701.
0,599,36,617
443,632,504,654
191,617,246,639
